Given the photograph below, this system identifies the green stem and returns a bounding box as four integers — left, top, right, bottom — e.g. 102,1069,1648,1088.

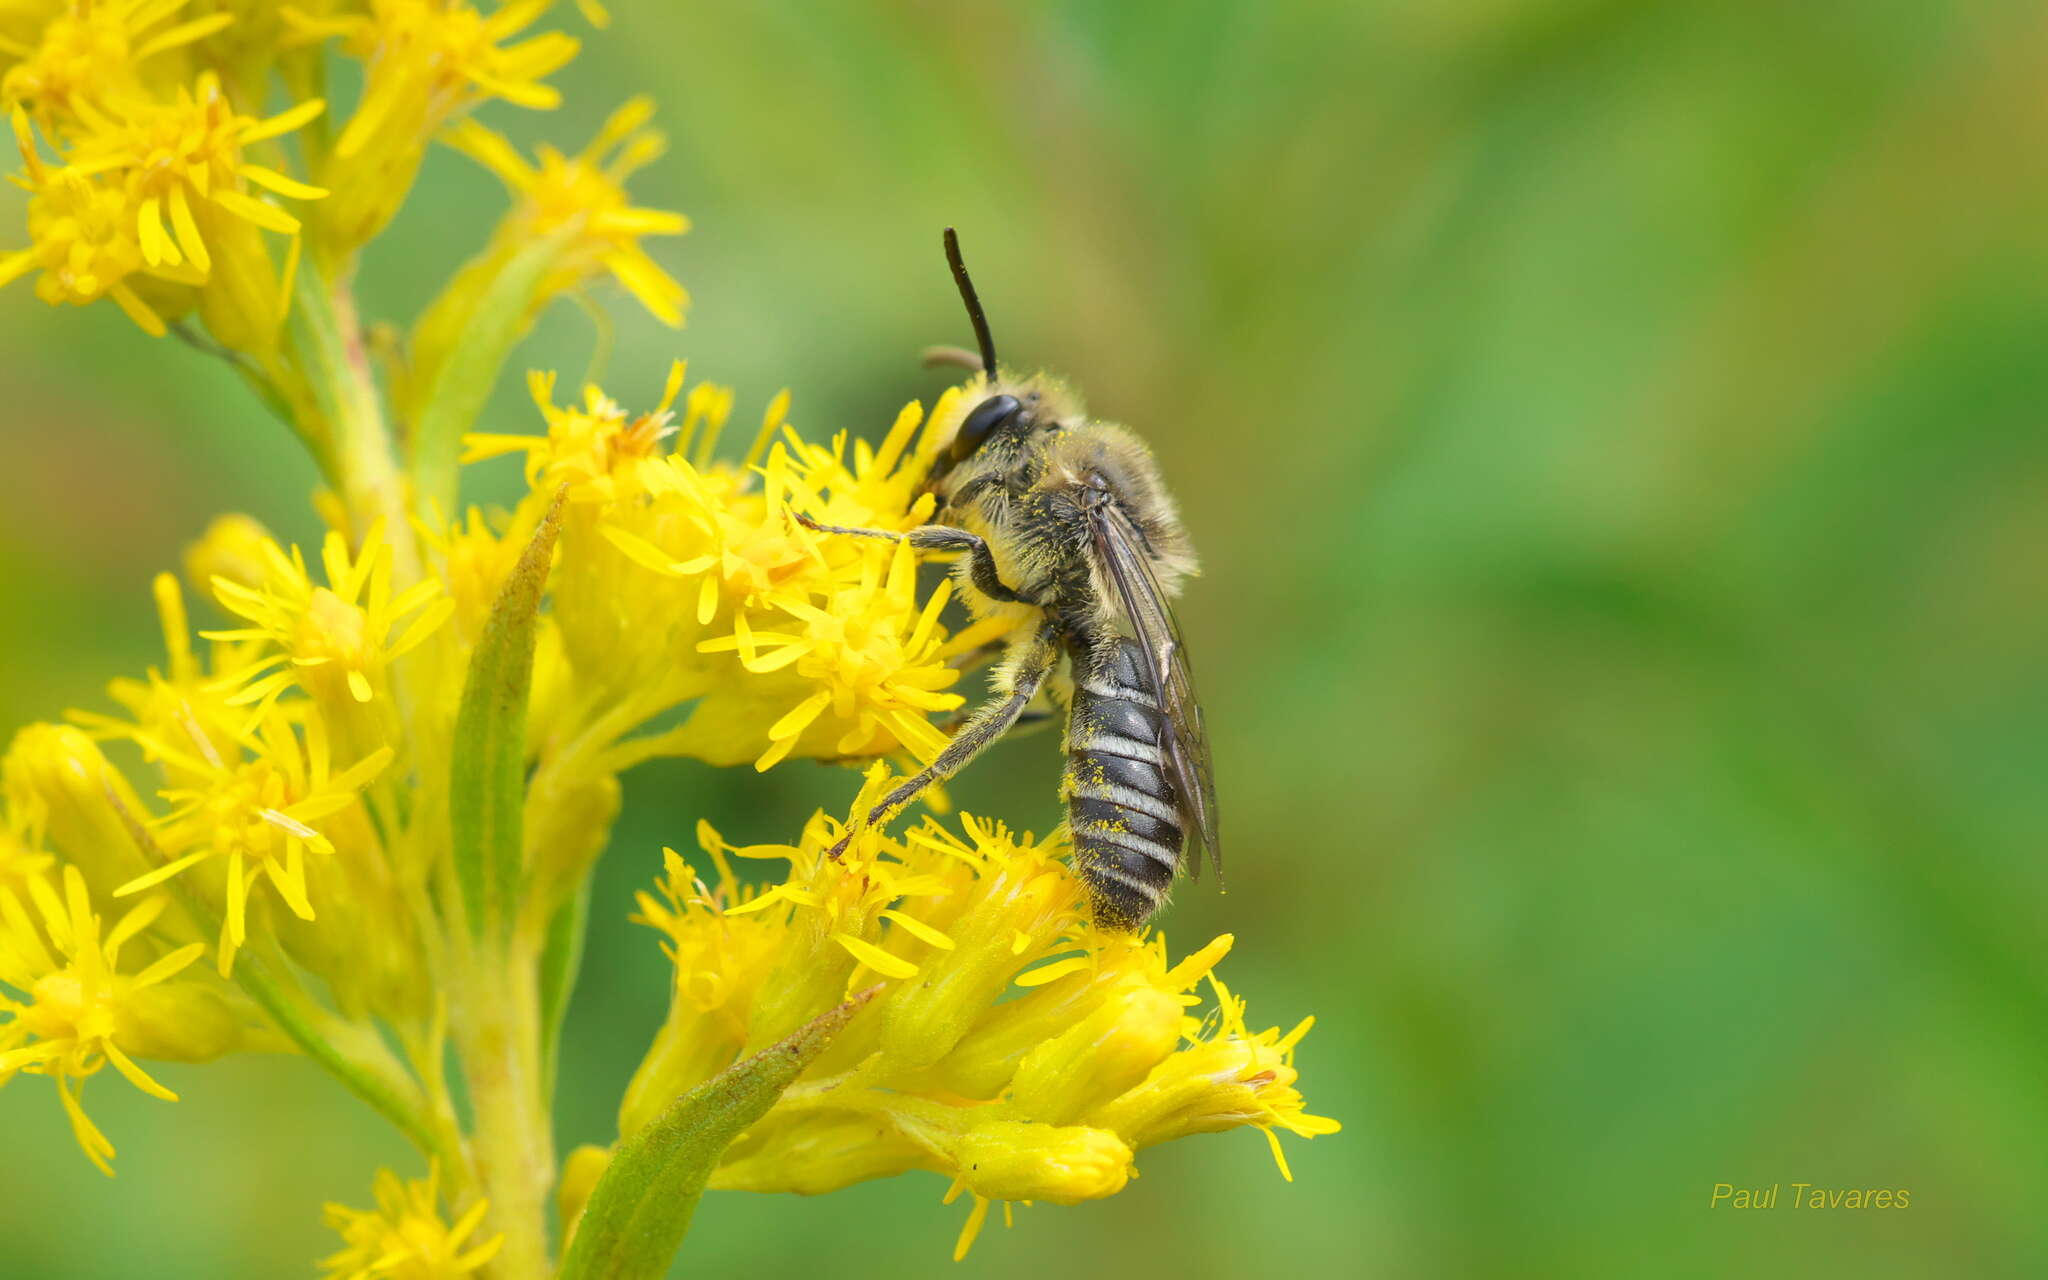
105,785,459,1170
238,945,462,1170
293,262,422,586
451,937,556,1280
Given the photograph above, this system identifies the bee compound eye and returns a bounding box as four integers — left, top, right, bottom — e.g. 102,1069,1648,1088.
951,394,1022,461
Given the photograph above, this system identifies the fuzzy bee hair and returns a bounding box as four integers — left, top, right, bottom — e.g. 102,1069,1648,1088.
806,233,1218,931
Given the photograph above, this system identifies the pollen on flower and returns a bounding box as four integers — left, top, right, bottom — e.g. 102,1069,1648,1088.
320,1163,503,1280
0,866,205,1174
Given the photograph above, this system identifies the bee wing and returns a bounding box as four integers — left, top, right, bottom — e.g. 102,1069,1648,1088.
1085,498,1221,879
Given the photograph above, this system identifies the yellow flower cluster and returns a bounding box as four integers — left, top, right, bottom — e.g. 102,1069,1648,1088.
287,0,579,254
0,363,975,1154
462,362,996,779
0,755,279,1177
321,1162,503,1280
0,0,680,394
585,782,1339,1258
1,1,325,347
399,97,688,425
1,5,1335,1271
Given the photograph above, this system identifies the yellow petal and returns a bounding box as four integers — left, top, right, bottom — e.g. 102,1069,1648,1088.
211,188,300,234
832,932,918,980
240,97,326,145
238,164,328,201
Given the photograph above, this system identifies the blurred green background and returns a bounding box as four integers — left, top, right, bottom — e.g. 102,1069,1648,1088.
5,1,2047,1276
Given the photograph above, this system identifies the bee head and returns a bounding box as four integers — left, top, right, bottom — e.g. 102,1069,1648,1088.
951,392,1023,461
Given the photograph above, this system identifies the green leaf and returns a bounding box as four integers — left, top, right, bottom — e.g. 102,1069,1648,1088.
449,487,566,937
408,230,572,515
557,988,880,1280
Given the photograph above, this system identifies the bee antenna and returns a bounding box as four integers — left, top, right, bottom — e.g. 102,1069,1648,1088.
943,227,999,378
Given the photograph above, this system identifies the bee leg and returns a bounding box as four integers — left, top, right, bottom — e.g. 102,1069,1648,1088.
947,635,1006,673
826,624,1058,860
795,514,1033,603
940,702,1055,737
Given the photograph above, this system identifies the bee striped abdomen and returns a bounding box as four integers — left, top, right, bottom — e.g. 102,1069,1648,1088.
1066,637,1184,930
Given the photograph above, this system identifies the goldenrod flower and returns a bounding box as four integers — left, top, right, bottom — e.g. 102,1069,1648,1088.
0,0,232,127
0,866,206,1174
0,3,62,69
321,1163,504,1280
694,537,967,769
0,4,1337,1262
205,521,453,711
294,0,579,253
616,803,1336,1255
116,707,392,974
868,814,1086,1071
1091,973,1342,1177
504,373,990,771
467,367,682,506
54,69,323,263
615,843,783,1135
0,800,55,896
3,722,158,905
0,117,201,333
398,98,686,442
414,501,545,645
73,573,266,782
0,65,325,342
182,513,281,609
80,570,430,1017
421,96,686,356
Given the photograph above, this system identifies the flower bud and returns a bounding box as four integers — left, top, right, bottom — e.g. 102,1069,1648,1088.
877,853,1079,1074
191,203,287,356
919,963,1123,1099
558,1144,612,1243
184,513,278,611
709,1109,928,1195
2,723,150,900
526,775,620,915
112,976,268,1062
1006,979,1184,1125
949,1121,1131,1205
1088,1016,1341,1164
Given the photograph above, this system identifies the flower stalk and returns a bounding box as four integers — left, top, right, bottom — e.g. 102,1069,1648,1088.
290,263,421,586
448,934,554,1280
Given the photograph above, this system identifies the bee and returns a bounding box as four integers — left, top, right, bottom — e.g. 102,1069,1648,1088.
801,229,1219,930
